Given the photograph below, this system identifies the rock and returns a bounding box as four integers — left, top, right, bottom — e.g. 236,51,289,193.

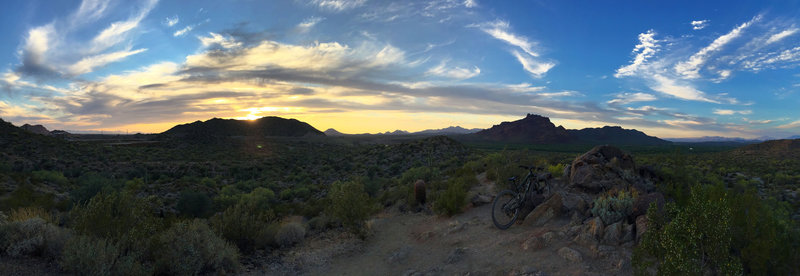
586,216,604,239
522,236,544,251
635,215,648,243
471,194,493,207
592,245,616,258
522,193,563,226
573,232,598,249
558,247,583,262
561,191,589,214
541,232,557,245
445,247,467,264
602,222,622,245
621,223,635,243
568,145,637,193
631,192,665,218
386,247,411,265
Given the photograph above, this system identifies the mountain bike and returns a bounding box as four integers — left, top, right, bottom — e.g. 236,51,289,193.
491,165,551,230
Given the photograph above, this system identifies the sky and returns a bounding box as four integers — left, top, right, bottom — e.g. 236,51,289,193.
1,0,800,138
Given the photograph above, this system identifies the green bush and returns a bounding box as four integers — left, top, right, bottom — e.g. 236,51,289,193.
7,206,54,224
240,187,275,212
325,180,375,238
1,184,57,211
69,191,161,250
0,217,70,259
209,202,275,253
32,170,69,186
176,191,213,218
60,235,148,276
70,173,118,205
547,163,566,178
434,180,466,216
590,190,634,225
153,219,240,275
275,222,305,248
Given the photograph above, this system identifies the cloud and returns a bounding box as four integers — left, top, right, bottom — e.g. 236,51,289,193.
174,25,194,37
426,61,480,79
691,20,709,30
674,15,760,79
650,74,720,103
765,27,799,44
607,92,657,105
511,50,554,77
464,0,477,8
163,15,179,27
713,109,752,115
296,16,325,33
197,32,242,49
777,120,800,129
311,0,367,12
15,0,158,78
474,20,537,56
615,30,659,77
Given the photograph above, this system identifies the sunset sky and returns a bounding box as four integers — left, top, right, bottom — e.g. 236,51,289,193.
1,0,800,138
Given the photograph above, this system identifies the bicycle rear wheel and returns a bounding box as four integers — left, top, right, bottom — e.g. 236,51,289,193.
492,189,520,230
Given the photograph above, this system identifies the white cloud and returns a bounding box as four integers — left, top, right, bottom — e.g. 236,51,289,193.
173,25,194,37
197,32,242,49
615,30,659,77
67,48,148,75
297,16,325,33
89,0,158,53
511,50,554,78
164,15,179,27
766,27,799,44
71,0,111,26
474,20,538,57
777,120,800,129
607,92,657,105
312,0,367,12
675,15,760,79
713,109,751,115
691,20,709,30
650,74,719,103
464,0,477,8
426,61,480,79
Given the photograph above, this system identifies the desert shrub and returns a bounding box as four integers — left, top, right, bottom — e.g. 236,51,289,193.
307,215,334,232
1,184,57,211
279,189,293,200
60,235,148,276
8,206,54,224
32,170,69,186
70,191,161,250
325,180,375,237
398,167,438,188
434,180,467,216
590,190,634,225
153,219,240,275
176,191,213,218
209,202,275,253
275,222,306,248
547,163,566,178
241,187,275,211
70,173,119,205
0,217,71,259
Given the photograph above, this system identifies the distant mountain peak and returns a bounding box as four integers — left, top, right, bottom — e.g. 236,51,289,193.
324,128,346,136
20,124,51,136
475,113,571,143
162,116,324,141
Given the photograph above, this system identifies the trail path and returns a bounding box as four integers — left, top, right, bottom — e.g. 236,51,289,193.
250,174,632,275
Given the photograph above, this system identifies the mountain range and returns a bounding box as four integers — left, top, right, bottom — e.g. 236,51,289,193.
161,117,324,141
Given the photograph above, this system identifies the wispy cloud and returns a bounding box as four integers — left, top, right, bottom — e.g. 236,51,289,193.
675,15,760,79
296,16,325,33
174,25,194,37
713,109,752,115
472,20,555,77
426,61,480,79
464,0,478,8
607,92,657,105
511,50,554,77
163,15,179,27
691,20,709,30
311,0,367,12
68,48,148,75
615,30,659,77
766,27,799,44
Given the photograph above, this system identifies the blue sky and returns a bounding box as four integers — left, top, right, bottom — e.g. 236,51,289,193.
1,0,799,138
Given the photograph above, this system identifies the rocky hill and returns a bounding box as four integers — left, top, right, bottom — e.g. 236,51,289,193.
474,114,572,143
730,139,800,158
568,126,670,146
415,126,482,135
162,116,325,141
20,124,51,136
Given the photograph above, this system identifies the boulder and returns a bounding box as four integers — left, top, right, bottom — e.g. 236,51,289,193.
621,222,635,244
560,191,590,214
631,192,665,218
568,145,637,193
521,236,544,251
558,247,583,262
635,215,648,243
470,194,493,207
602,222,622,245
586,216,604,239
522,193,563,226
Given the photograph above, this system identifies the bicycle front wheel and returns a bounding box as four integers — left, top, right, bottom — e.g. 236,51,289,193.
492,189,520,230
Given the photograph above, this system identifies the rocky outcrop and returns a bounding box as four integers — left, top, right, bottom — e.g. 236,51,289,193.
474,114,572,143
20,124,51,136
522,193,562,226
631,192,665,218
568,145,636,193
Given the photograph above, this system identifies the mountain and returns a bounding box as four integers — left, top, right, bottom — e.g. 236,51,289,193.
473,113,572,143
162,117,325,141
568,126,671,145
730,139,800,158
786,135,800,140
665,136,762,143
20,124,51,136
380,130,410,135
414,126,482,135
324,128,346,136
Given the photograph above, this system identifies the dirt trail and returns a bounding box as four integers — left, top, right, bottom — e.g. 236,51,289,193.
255,174,632,275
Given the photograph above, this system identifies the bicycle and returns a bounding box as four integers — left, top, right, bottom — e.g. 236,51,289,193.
491,165,551,230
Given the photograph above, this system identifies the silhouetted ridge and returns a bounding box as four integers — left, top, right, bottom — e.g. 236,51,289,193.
162,117,324,141
568,126,670,145
474,113,572,143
